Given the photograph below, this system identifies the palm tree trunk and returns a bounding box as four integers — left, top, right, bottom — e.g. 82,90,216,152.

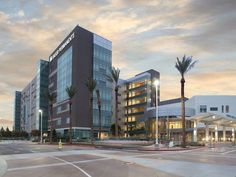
181,78,186,148
115,88,118,137
90,97,94,144
69,102,72,144
98,105,101,140
50,104,53,144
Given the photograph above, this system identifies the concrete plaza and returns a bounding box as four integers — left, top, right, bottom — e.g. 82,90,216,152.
0,141,236,177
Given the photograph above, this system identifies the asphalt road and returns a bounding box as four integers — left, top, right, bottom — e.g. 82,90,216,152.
1,141,236,177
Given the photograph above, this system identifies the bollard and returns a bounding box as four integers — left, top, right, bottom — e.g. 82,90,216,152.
58,139,63,150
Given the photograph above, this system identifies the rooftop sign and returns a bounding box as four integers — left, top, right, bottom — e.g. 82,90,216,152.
49,32,75,61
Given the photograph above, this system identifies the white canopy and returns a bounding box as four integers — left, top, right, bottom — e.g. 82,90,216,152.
187,113,236,128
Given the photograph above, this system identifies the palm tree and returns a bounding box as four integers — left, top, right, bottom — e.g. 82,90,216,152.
175,55,197,147
106,67,120,137
66,85,77,144
47,91,57,144
85,78,97,144
96,89,102,140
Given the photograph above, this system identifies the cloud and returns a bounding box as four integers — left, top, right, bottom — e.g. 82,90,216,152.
0,0,236,121
18,10,25,17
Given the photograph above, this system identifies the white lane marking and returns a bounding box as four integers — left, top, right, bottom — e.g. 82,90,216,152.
222,149,236,155
7,157,110,172
51,156,92,177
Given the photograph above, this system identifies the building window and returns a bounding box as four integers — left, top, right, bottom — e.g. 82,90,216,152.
222,105,224,113
200,105,207,113
66,117,70,124
57,106,61,114
226,105,229,113
56,119,61,126
169,121,182,129
57,46,72,102
210,107,218,111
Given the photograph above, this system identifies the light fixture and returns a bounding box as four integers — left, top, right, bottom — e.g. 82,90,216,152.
153,80,159,86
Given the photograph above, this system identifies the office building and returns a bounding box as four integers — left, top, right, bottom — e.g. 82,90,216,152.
49,25,112,138
20,60,49,133
116,70,160,138
14,91,21,131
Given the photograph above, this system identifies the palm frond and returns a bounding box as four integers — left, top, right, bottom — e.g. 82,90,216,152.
85,78,97,93
105,74,113,82
66,85,77,99
45,89,57,103
106,66,120,84
175,55,197,77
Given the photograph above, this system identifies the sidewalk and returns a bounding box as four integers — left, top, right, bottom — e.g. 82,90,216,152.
0,157,7,177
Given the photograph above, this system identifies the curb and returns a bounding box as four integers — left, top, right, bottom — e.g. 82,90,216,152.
0,157,7,177
138,146,205,151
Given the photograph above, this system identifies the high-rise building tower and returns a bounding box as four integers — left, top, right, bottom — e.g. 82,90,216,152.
20,60,49,133
49,25,112,138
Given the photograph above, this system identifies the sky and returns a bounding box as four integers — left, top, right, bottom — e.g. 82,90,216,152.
0,0,236,122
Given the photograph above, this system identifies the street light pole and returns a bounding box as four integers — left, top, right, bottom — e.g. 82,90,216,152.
39,109,43,144
154,80,159,145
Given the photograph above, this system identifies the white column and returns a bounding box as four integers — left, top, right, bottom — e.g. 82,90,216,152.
215,125,218,142
193,121,197,142
232,128,235,142
223,126,226,142
205,123,209,142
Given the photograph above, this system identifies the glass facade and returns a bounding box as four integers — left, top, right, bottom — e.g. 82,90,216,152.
93,34,112,130
14,91,21,131
57,46,72,103
36,60,49,131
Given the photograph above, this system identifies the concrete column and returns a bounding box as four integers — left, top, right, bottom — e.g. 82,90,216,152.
193,120,197,142
223,126,226,142
205,123,209,142
232,128,235,142
215,125,218,142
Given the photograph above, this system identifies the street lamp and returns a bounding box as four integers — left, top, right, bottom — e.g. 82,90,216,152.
39,109,43,144
154,79,159,145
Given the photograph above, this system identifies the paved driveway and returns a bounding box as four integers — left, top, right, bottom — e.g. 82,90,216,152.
2,153,175,177
1,141,236,177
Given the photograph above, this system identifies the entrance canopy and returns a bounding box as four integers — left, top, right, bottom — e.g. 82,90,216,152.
188,113,236,128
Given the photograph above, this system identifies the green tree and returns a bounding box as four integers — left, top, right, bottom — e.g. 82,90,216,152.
110,123,121,136
31,129,40,137
0,127,5,137
52,129,57,142
175,55,197,147
46,90,57,144
66,85,77,144
85,78,97,144
106,67,120,137
5,127,11,137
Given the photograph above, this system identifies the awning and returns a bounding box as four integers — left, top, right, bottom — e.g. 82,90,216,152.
187,113,236,128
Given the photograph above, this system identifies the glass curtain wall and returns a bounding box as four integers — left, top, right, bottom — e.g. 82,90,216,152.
93,34,112,133
57,47,72,103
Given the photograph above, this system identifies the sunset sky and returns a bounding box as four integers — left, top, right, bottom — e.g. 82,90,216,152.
0,0,236,122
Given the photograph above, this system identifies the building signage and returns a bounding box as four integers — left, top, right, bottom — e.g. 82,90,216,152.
49,32,75,61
